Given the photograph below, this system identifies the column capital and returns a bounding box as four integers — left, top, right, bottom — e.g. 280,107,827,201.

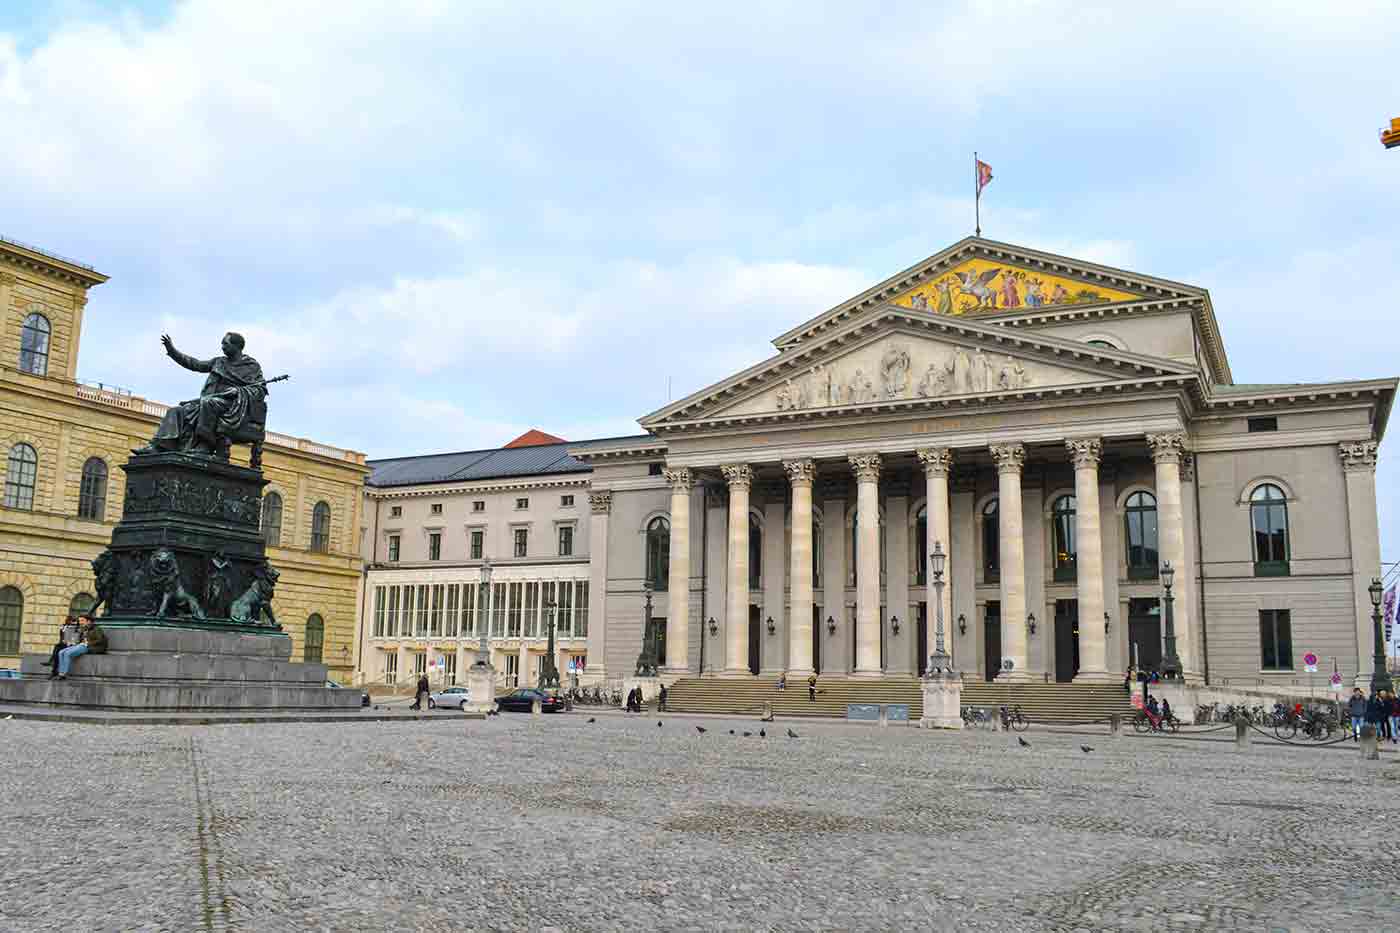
1065,436,1103,469
0,271,15,286
847,452,882,483
1146,432,1188,465
1339,440,1379,473
916,447,954,477
662,466,693,491
989,443,1025,475
721,463,754,489
782,458,816,487
588,490,613,514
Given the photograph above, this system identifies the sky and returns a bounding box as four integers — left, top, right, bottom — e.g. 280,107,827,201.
1,1,1398,564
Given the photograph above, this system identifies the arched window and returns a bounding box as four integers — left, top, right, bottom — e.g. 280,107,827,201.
749,514,763,590
1250,483,1289,576
19,312,51,375
304,614,324,663
0,586,21,655
914,505,928,585
78,457,107,520
68,593,96,618
1052,494,1077,581
645,517,669,590
1124,491,1158,579
1087,339,1117,350
310,501,331,553
982,498,999,583
4,443,38,510
261,492,283,546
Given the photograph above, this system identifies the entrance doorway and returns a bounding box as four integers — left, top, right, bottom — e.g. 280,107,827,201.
984,601,1001,681
1128,597,1162,675
747,605,761,675
1054,599,1079,682
916,601,928,676
647,616,668,670
812,605,822,675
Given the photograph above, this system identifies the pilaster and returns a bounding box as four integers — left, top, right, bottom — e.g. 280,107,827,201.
1147,432,1193,679
1339,441,1381,686
662,467,692,674
585,490,612,678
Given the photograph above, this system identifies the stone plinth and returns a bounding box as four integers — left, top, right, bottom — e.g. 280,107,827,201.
464,664,497,713
0,625,358,712
625,676,661,705
919,670,964,730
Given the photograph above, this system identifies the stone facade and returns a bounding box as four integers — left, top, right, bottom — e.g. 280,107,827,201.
0,238,368,680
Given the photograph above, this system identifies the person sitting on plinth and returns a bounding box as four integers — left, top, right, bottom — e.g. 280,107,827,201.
43,615,81,676
134,332,269,465
55,615,107,680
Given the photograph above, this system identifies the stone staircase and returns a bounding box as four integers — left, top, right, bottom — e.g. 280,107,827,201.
664,675,1139,723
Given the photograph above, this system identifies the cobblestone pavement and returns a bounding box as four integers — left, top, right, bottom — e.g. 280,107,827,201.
3,713,1395,932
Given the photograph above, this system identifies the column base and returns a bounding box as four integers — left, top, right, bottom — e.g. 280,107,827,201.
785,667,814,680
849,668,885,679
998,669,1034,684
1072,669,1119,685
722,667,755,677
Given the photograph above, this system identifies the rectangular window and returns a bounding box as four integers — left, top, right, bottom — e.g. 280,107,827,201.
460,583,475,636
1247,416,1278,433
384,652,398,685
399,585,414,638
492,582,507,636
514,528,528,558
390,505,402,518
416,584,429,636
542,581,556,628
387,535,400,562
507,582,523,637
561,494,574,507
470,530,484,560
444,585,459,637
574,581,589,637
443,653,457,685
473,500,485,512
525,581,540,637
1259,609,1293,670
414,653,426,676
429,584,444,636
385,586,400,637
431,503,443,515
558,525,573,556
516,497,529,510
428,532,441,561
373,587,386,637
648,463,663,476
558,580,574,637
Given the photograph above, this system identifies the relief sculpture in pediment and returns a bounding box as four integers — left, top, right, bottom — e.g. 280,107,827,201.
880,344,911,399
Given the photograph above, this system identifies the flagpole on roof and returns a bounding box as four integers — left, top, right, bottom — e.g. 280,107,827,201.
974,151,980,237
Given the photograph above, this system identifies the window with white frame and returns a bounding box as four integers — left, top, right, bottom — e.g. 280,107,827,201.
387,534,401,562
491,582,507,636
461,583,476,636
414,653,426,676
507,582,523,636
470,529,484,560
429,584,444,636
384,652,398,685
574,581,589,637
415,584,429,636
561,494,574,507
515,497,529,510
525,581,540,637
443,653,457,684
430,503,443,515
558,525,574,556
400,586,414,637
514,527,528,558
444,585,459,637
386,586,401,637
557,580,574,637
390,505,402,518
373,587,387,637
428,532,441,561
473,500,485,512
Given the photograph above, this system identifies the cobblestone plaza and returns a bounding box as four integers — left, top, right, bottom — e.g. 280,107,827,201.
3,715,1394,932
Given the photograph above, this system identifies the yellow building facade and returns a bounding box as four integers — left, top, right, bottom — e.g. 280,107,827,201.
0,237,369,680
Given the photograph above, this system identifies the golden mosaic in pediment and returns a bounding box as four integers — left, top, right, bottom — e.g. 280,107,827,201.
894,258,1142,316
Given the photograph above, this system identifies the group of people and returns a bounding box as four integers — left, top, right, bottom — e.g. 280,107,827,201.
44,614,107,679
775,673,820,701
1123,666,1162,694
624,683,666,712
1141,693,1174,729
1346,688,1400,742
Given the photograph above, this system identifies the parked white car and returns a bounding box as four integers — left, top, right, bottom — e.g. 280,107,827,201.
427,685,473,710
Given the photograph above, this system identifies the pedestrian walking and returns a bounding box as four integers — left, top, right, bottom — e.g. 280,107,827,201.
658,682,668,712
1366,691,1387,740
1388,691,1400,745
1122,667,1133,695
410,673,429,710
807,674,817,702
1348,687,1367,740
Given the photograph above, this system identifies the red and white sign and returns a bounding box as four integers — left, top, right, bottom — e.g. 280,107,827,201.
1303,652,1318,672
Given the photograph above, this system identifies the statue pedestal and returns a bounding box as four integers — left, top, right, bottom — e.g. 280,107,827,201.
624,676,660,707
920,669,964,730
465,664,497,714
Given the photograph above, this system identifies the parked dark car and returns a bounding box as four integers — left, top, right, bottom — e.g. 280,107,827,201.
325,679,371,707
0,669,20,679
494,687,566,713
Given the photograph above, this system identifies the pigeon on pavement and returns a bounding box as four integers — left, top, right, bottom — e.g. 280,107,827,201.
695,726,707,734
729,729,735,735
786,728,799,739
1080,745,1093,753
759,729,766,738
657,721,663,728
742,731,752,737
1017,736,1031,748
586,717,596,724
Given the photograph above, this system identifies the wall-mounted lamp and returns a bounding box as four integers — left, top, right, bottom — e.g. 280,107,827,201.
1026,612,1037,636
889,615,901,636
826,615,837,636
1104,612,1111,635
707,617,718,637
957,613,967,637
765,615,776,636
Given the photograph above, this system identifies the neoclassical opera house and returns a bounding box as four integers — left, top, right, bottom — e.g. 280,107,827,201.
569,237,1392,701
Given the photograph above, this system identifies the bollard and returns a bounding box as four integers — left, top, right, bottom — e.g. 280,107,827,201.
1360,724,1379,760
531,698,542,718
879,705,888,728
1234,717,1248,752
1109,714,1121,737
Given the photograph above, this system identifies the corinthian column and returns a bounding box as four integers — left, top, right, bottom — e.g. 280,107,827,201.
1147,432,1192,678
784,459,816,677
849,453,883,675
917,447,953,667
722,464,754,675
990,443,1028,681
1067,437,1111,682
663,467,692,674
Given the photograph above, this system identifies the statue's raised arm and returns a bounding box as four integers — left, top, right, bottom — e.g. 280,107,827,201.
134,331,272,468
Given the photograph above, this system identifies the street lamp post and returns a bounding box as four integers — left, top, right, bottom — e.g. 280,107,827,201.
635,582,658,677
538,598,559,688
474,559,493,669
927,541,953,674
1161,561,1182,679
1370,578,1393,695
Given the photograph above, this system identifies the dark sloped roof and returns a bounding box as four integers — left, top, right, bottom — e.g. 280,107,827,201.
368,441,592,488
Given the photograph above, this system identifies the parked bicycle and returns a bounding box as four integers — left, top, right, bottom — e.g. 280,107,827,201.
999,705,1030,732
961,706,994,729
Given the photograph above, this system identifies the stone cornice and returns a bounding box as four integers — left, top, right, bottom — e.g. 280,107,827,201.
0,237,109,289
366,476,590,499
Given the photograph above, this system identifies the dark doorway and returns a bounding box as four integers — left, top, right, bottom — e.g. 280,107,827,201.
812,605,822,675
650,616,667,670
916,601,928,676
1054,600,1079,682
747,605,761,675
984,601,1001,681
1128,597,1162,675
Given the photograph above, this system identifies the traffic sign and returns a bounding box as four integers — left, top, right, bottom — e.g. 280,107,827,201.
1304,652,1318,673
1329,671,1344,691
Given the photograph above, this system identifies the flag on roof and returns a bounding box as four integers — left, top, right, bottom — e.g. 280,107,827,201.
976,159,993,194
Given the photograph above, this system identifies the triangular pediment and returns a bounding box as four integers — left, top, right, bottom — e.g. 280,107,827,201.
891,256,1143,316
641,307,1196,429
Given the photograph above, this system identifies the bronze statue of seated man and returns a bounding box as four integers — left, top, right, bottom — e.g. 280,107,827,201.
133,332,272,467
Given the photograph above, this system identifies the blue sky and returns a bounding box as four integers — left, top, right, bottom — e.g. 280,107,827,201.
2,1,1398,563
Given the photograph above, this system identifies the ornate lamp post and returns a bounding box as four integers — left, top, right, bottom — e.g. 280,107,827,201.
927,541,952,673
538,598,559,688
1370,577,1393,695
635,581,658,677
473,559,493,669
1160,561,1182,679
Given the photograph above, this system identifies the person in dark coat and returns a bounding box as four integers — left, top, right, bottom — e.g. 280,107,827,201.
1365,691,1387,739
410,673,430,710
1348,688,1368,740
658,683,668,712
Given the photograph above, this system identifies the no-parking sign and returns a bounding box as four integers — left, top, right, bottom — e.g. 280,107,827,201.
1303,652,1318,673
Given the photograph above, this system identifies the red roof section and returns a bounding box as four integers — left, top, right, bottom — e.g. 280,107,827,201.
503,429,567,448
